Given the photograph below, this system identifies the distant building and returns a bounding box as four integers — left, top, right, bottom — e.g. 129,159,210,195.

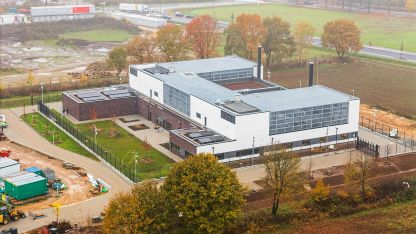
63,54,360,162
111,12,167,28
0,13,27,25
30,5,95,22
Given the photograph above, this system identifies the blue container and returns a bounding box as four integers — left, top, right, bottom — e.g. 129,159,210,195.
24,166,45,177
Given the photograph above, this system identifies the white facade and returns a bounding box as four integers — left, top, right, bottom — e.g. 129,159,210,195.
0,158,20,178
129,57,360,161
31,5,96,22
0,14,27,25
111,12,167,28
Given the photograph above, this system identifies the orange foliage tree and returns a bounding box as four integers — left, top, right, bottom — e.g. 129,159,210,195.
293,21,315,63
185,15,220,59
126,34,157,64
156,24,190,61
233,14,265,60
321,19,362,62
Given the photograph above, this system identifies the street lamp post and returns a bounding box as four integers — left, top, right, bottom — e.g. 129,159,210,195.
251,137,255,166
134,152,138,182
40,83,44,104
326,126,329,154
335,127,339,150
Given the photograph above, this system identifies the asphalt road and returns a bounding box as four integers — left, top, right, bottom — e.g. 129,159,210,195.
311,38,416,62
0,106,131,233
164,1,416,63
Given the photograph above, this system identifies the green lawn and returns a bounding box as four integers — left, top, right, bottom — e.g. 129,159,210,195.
184,4,416,52
22,112,96,160
59,29,135,42
0,92,62,110
77,120,173,180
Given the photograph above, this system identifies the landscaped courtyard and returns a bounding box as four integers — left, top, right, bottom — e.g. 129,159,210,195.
77,120,173,180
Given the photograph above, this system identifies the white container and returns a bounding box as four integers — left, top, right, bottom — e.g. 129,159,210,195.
31,5,96,22
119,3,148,13
0,158,20,178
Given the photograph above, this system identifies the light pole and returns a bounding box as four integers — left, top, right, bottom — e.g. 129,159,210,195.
268,70,271,81
134,152,138,182
212,146,215,155
251,137,255,166
326,126,329,154
40,83,44,104
271,137,274,145
335,127,339,150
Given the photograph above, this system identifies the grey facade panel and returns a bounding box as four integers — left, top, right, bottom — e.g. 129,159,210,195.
163,84,190,116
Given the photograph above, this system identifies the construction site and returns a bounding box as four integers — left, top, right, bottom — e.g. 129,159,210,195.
0,137,108,229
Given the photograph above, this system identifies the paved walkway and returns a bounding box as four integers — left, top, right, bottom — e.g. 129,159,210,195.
0,107,131,232
236,148,362,190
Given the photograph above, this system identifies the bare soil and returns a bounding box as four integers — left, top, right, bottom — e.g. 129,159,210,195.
0,141,95,211
222,80,267,90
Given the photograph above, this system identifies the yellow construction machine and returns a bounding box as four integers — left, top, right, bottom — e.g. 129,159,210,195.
0,206,26,224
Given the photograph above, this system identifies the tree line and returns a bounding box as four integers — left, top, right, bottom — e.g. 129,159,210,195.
102,145,416,233
108,14,362,76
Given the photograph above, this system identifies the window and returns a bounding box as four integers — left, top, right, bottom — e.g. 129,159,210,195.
221,110,235,124
163,84,190,116
269,102,349,135
154,91,158,97
129,67,138,76
196,112,201,119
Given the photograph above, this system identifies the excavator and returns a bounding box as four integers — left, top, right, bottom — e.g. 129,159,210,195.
0,205,26,225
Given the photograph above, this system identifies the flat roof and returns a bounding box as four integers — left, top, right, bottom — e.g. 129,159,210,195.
64,85,136,103
4,171,45,186
241,85,356,112
156,56,257,74
135,57,356,114
0,158,19,169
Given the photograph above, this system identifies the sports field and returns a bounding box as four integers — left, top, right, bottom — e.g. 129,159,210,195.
184,4,416,52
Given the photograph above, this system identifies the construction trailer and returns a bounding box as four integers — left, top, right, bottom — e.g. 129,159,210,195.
24,166,44,177
4,172,48,200
0,158,20,178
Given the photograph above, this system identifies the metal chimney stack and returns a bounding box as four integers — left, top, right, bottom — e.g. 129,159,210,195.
257,46,262,79
308,62,314,87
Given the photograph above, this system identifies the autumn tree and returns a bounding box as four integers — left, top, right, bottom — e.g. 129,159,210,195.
108,46,127,77
162,153,245,233
126,34,157,64
263,145,305,215
26,69,36,86
186,15,220,59
308,179,331,210
157,24,190,61
103,181,168,233
142,137,151,160
226,14,265,60
344,155,374,201
262,16,295,67
321,19,362,62
79,73,88,86
224,23,249,58
405,0,416,13
293,21,315,63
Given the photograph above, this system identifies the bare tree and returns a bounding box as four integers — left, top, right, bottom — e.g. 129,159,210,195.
263,145,304,215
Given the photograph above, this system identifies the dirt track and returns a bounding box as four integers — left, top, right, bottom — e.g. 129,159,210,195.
0,141,94,211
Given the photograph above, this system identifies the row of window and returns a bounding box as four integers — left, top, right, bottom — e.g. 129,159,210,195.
269,102,349,135
163,84,191,116
197,68,253,81
221,110,235,124
215,132,357,160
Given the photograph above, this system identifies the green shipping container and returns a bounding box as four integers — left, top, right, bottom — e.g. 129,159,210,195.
4,171,48,200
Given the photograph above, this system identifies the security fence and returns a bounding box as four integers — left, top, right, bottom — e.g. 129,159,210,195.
38,101,140,183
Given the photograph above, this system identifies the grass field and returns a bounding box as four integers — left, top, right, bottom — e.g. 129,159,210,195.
77,120,173,180
294,200,416,233
59,29,135,42
271,60,416,119
22,112,96,160
0,92,62,109
184,4,416,52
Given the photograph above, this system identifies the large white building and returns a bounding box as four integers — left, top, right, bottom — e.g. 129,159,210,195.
128,56,360,161
31,5,96,22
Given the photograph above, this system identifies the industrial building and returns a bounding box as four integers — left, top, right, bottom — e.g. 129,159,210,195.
0,13,27,25
63,54,360,162
111,12,167,28
30,5,95,22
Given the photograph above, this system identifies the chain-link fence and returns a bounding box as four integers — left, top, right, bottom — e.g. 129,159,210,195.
38,101,142,183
